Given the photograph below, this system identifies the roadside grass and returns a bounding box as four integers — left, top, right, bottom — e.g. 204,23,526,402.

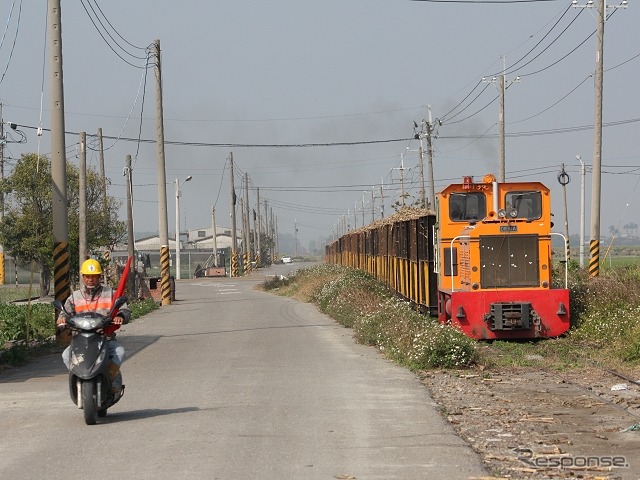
0,298,159,368
262,262,640,373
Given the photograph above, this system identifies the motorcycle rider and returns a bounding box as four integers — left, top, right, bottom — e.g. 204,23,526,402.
57,258,130,394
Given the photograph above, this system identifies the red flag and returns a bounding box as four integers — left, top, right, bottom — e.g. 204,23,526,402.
104,256,133,335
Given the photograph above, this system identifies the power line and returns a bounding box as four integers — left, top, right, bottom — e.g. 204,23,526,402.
79,0,148,67
0,0,22,86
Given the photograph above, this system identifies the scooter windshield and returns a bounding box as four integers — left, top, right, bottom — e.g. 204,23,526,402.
71,314,107,331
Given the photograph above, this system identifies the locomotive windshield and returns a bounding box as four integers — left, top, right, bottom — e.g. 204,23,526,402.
449,192,486,222
505,191,542,220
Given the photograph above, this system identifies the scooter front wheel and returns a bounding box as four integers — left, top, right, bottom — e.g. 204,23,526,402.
81,380,98,425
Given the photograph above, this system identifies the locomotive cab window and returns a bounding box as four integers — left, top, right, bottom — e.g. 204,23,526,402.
505,191,542,220
449,192,486,222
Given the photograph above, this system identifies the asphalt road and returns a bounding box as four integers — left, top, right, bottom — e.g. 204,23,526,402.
0,264,487,479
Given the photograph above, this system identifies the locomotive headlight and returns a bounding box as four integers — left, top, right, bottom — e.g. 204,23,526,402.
508,208,518,218
498,209,507,218
541,281,549,288
471,283,479,290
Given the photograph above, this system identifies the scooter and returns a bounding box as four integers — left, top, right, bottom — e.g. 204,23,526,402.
53,297,127,425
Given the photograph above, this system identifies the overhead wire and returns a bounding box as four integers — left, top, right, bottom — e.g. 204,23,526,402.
0,0,22,86
87,0,147,51
79,0,148,67
518,8,619,78
510,73,592,124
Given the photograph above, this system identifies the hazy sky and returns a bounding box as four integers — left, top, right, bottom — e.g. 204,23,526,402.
1,0,638,248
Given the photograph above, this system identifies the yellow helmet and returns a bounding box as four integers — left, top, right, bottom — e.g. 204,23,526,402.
80,259,102,275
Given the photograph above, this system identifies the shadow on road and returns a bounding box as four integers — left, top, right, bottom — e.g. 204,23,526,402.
0,334,163,384
104,406,204,423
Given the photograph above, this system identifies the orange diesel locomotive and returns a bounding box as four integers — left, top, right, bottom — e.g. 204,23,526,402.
325,174,570,340
436,174,570,339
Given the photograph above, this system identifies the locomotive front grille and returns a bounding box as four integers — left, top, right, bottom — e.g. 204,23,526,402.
486,302,532,330
480,234,539,288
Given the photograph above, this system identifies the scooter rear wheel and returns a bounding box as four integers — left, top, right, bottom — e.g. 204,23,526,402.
81,381,98,425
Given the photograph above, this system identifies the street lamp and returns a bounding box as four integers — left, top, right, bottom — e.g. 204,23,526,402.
175,175,192,279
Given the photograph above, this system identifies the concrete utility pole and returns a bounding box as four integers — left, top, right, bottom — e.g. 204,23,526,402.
125,155,135,297
589,0,604,278
274,212,278,258
483,56,520,182
393,153,406,207
371,188,375,223
256,187,261,267
578,155,586,269
152,39,171,303
425,107,436,209
78,132,87,266
0,104,4,285
354,202,357,230
244,172,251,270
49,0,71,316
379,178,385,219
415,106,438,209
264,199,270,262
211,206,218,266
175,175,192,280
572,0,626,277
229,153,238,277
97,128,108,216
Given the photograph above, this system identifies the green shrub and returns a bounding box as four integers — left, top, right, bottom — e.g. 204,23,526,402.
129,298,159,319
0,303,54,344
567,265,640,361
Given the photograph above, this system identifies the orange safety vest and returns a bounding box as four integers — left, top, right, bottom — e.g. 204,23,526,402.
63,286,127,336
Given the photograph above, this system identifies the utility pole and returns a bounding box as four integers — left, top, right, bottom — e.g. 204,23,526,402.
483,56,520,182
572,0,626,277
354,202,358,230
0,104,4,285
590,0,604,278
274,211,278,259
175,175,191,280
393,153,406,207
49,0,71,322
0,115,30,285
294,219,298,257
371,188,375,223
252,207,258,267
229,152,238,277
264,199,269,263
97,127,107,216
125,155,135,297
244,172,251,273
578,155,586,269
78,132,87,266
379,178,385,219
256,187,261,267
425,107,436,209
152,38,171,304
211,206,218,266
415,107,438,209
